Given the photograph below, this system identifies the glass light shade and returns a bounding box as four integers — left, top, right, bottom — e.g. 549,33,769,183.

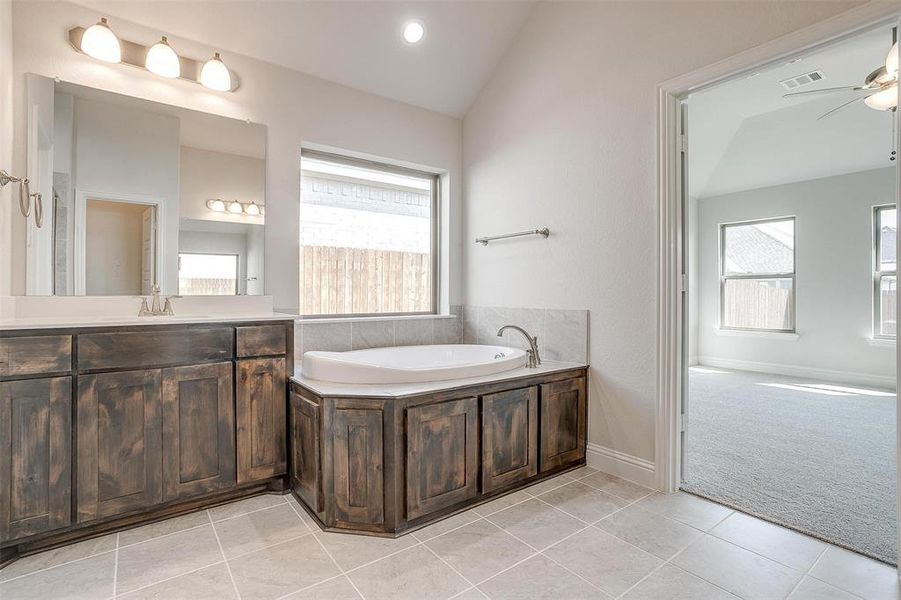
200,52,232,91
244,201,261,216
146,36,180,78
227,200,243,214
887,42,899,77
865,85,898,111
206,199,226,212
81,18,121,63
403,20,425,44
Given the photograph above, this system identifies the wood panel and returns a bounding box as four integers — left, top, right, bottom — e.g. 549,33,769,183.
77,370,163,522
0,378,71,541
237,326,287,358
539,377,587,472
406,397,478,520
78,328,233,371
482,386,538,493
236,358,287,483
333,407,383,527
0,336,71,377
289,392,321,513
161,363,235,501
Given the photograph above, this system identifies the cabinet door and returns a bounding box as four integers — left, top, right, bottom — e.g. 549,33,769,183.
406,397,478,520
161,363,235,501
289,392,321,513
482,386,538,493
333,406,383,527
539,377,587,472
77,370,163,522
236,357,287,484
0,378,71,541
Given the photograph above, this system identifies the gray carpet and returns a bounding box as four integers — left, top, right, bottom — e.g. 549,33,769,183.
682,367,898,565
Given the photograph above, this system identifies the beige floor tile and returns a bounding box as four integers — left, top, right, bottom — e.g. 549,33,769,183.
0,551,115,600
478,554,608,599
487,498,584,550
119,510,211,546
118,562,237,600
711,512,827,572
348,545,470,600
315,529,418,571
566,465,600,480
286,494,322,531
116,524,224,594
636,492,733,531
523,474,574,496
208,493,287,522
579,471,653,501
228,536,340,600
620,564,735,600
809,546,900,600
788,577,863,600
426,520,534,583
453,588,490,600
596,504,702,560
537,481,629,523
672,535,803,600
543,527,662,597
0,533,116,583
471,490,532,516
285,575,363,599
214,503,309,559
413,510,481,542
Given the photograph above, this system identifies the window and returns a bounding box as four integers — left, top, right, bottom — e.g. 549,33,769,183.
299,151,438,316
720,217,795,332
178,253,238,295
874,205,896,338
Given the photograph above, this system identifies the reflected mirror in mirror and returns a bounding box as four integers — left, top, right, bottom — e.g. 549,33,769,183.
17,74,266,296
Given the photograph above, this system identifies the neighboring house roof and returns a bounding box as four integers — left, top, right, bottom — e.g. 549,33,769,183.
725,226,793,275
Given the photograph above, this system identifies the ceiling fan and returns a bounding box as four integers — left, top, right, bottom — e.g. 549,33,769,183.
783,39,898,120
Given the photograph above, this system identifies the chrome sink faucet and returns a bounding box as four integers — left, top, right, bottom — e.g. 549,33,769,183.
138,285,175,316
497,325,542,368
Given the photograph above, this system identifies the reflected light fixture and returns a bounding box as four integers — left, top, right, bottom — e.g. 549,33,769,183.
864,84,898,111
227,200,243,214
403,20,425,45
200,52,232,91
146,36,180,78
206,199,226,212
244,201,261,216
80,17,121,63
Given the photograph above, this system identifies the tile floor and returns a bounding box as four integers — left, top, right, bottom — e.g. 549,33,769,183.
1,467,898,600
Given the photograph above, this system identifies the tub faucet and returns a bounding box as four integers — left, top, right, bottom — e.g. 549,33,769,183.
497,325,542,368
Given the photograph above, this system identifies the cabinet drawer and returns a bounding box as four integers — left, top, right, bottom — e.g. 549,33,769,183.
78,328,233,370
0,335,71,377
237,325,286,357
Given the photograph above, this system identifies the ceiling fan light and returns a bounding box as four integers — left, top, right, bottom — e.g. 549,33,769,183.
227,200,243,214
146,36,180,78
200,52,232,91
887,42,899,77
81,17,121,63
864,85,898,111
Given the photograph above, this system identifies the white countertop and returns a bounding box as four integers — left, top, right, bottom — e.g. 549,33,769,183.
291,360,587,398
0,312,296,331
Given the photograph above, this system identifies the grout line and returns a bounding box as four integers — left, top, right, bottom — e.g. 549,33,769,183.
112,533,119,599
468,551,540,588
225,531,313,562
209,499,290,524
207,510,242,600
117,521,212,550
304,532,367,600
805,545,830,575
111,559,227,598
421,542,478,588
0,544,120,584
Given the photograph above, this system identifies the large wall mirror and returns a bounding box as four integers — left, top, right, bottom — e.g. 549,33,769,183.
19,74,266,296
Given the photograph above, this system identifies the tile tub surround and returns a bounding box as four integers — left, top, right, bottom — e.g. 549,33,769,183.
2,473,897,600
462,305,589,363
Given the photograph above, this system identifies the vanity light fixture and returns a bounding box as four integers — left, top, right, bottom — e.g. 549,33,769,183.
244,201,261,216
402,20,425,45
227,200,244,214
200,53,232,91
206,199,226,212
80,17,121,63
146,36,180,78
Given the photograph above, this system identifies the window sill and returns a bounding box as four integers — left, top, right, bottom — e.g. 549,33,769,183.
866,337,895,348
714,328,799,341
295,313,457,325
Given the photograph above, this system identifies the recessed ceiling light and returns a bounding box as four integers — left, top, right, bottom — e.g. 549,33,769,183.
403,20,425,45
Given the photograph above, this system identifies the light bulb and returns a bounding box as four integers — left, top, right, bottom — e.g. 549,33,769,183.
200,52,232,91
227,200,243,214
81,17,121,63
403,20,425,44
244,201,261,216
865,85,898,111
146,36,180,78
887,42,899,77
206,199,226,212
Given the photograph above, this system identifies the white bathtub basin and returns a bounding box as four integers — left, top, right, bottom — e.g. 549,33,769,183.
301,344,528,384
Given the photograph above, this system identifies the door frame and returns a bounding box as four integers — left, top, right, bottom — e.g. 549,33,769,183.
656,0,900,519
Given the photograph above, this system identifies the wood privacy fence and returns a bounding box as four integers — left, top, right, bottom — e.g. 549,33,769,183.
300,245,432,315
723,279,793,330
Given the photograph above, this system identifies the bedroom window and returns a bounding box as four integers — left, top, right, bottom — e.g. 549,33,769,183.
720,217,796,332
874,205,896,338
299,150,439,316
178,253,239,296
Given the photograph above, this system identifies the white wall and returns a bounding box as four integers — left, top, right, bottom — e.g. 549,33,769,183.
178,229,249,295
462,1,859,465
0,0,11,297
10,1,462,312
697,168,896,388
85,200,144,295
179,145,264,223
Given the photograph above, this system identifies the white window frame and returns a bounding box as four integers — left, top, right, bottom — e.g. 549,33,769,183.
874,204,896,339
719,216,796,333
177,252,240,296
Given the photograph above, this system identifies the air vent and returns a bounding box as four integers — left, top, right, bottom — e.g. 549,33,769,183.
779,70,825,90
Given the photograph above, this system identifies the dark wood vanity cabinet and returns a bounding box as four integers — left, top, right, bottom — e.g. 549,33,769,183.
333,402,385,528
236,357,287,484
482,386,539,493
539,377,587,472
289,391,321,512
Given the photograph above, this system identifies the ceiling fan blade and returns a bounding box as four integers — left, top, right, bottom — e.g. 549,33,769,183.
816,96,866,120
783,85,870,98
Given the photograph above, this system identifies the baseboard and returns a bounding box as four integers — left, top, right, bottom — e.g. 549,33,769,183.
697,356,896,390
586,443,657,489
